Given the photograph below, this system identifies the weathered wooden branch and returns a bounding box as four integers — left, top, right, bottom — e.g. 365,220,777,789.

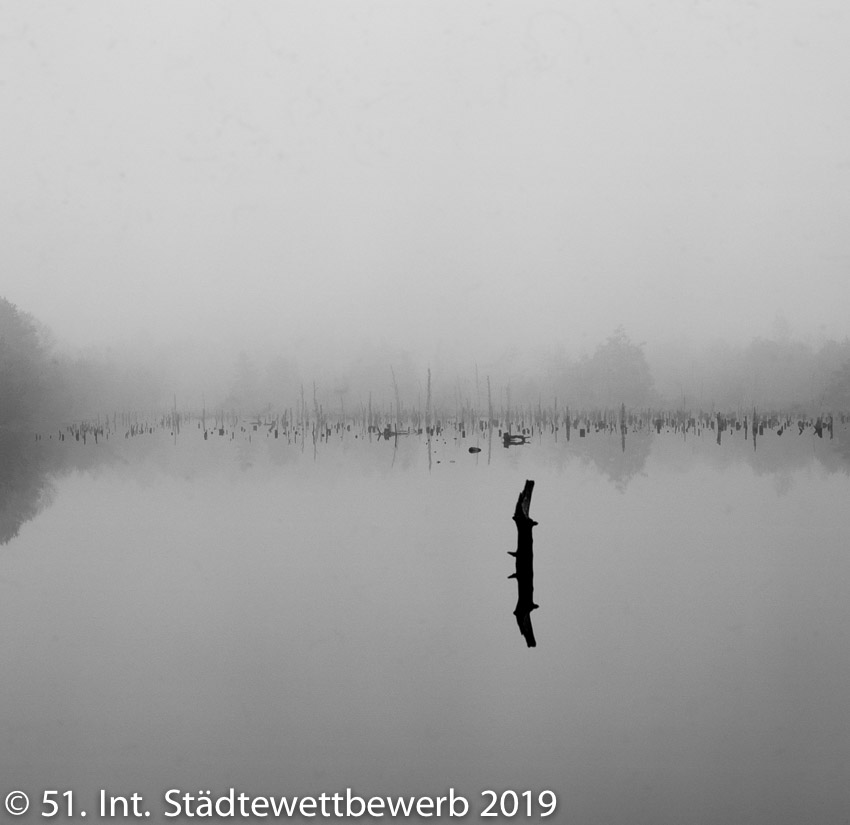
508,479,538,647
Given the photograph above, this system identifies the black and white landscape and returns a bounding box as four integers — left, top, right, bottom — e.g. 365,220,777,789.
2,4,850,823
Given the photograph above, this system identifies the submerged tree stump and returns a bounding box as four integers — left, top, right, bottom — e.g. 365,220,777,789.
508,479,539,647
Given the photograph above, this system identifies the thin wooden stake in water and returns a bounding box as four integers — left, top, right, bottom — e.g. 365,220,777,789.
487,375,493,428
508,479,539,648
391,365,401,433
426,368,432,434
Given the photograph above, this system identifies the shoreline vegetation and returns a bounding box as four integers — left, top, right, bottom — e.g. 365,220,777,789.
26,401,843,448
3,296,850,438
4,396,850,549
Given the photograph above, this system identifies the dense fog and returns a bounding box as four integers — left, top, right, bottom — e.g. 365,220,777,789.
3,296,850,433
3,2,849,424
3,8,850,822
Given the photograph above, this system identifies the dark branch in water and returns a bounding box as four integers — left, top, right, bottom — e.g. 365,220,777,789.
509,479,538,647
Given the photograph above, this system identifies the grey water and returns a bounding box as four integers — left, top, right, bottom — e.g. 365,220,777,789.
2,425,850,824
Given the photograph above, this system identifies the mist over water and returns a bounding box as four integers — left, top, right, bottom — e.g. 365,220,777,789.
3,2,850,823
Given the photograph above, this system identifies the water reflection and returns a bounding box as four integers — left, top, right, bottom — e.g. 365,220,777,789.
5,420,850,824
4,421,850,544
0,432,57,545
573,427,653,491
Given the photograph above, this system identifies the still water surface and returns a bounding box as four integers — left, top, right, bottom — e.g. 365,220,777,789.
2,426,850,823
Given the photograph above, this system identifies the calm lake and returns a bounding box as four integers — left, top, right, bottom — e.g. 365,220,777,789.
2,422,850,824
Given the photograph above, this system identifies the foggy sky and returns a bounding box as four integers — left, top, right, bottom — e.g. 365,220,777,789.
2,1,849,364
